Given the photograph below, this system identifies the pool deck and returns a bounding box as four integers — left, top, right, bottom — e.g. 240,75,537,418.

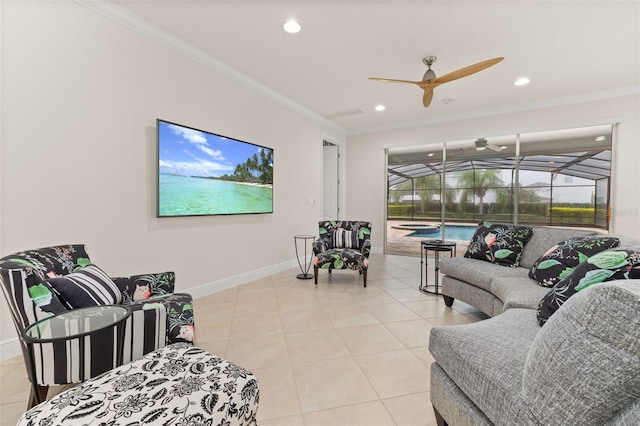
386,220,472,256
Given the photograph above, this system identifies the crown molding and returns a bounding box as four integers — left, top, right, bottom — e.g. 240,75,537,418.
74,0,346,135
73,1,639,139
348,86,640,136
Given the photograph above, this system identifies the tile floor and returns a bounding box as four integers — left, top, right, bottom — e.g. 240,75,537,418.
0,253,487,425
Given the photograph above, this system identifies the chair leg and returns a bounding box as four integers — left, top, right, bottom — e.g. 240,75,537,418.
363,269,367,287
27,385,48,409
314,266,318,285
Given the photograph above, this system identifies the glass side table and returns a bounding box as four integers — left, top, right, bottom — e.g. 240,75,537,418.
294,235,315,279
420,239,457,295
22,305,131,407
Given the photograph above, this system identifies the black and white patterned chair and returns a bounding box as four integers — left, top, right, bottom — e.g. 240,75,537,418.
0,244,195,408
18,344,259,426
313,220,372,287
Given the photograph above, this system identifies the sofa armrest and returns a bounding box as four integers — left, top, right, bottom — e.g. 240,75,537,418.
361,239,372,257
522,280,640,425
312,239,326,255
113,271,175,302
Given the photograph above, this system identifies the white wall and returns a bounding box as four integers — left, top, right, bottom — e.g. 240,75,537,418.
0,2,343,347
346,95,640,249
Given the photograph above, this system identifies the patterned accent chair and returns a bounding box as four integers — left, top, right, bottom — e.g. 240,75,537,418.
313,221,372,287
0,244,195,408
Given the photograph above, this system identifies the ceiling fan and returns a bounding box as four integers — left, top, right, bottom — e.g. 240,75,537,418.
474,138,505,152
369,56,504,108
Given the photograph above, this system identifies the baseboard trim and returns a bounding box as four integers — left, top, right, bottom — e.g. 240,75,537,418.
0,337,22,361
187,258,300,299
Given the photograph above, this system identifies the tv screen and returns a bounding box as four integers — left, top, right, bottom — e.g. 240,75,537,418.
157,119,273,217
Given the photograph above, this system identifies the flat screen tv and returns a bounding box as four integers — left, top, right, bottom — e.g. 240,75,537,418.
156,119,273,217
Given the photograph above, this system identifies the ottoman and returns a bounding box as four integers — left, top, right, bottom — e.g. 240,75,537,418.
18,343,259,426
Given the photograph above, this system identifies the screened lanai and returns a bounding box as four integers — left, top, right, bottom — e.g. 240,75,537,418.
386,124,613,255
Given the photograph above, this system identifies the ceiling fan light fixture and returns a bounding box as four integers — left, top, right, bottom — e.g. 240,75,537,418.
475,145,486,151
423,69,436,81
283,19,301,34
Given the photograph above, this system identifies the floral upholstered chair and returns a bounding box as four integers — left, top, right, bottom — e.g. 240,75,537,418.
0,244,195,408
313,221,372,287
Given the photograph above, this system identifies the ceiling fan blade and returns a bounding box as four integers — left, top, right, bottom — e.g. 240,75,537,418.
369,77,423,86
432,57,504,85
487,144,504,152
422,89,434,107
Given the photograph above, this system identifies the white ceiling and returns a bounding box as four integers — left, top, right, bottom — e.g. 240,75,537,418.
94,1,639,134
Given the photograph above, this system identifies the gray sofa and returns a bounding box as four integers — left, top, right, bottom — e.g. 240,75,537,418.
439,226,639,317
429,280,640,425
429,227,640,425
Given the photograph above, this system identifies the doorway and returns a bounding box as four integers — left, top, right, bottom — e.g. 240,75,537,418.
323,141,340,220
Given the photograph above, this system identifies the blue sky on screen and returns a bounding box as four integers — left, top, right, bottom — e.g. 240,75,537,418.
158,121,271,177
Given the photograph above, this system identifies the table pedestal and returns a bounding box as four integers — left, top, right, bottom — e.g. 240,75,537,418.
294,235,315,279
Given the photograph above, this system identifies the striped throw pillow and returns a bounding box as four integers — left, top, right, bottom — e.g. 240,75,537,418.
331,229,359,249
48,264,123,309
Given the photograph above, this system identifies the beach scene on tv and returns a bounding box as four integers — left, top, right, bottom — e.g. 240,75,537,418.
158,120,273,217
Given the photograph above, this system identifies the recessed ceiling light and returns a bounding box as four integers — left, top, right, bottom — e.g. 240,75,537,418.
375,104,386,112
283,19,301,34
428,153,435,157
514,77,530,86
595,136,606,141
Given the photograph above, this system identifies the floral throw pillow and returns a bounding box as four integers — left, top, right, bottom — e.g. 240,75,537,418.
529,236,621,287
537,248,640,326
464,222,534,267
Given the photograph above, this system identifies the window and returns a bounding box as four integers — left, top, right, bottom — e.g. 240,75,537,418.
386,124,613,254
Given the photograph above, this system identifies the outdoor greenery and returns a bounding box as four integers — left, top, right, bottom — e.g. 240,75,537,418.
219,149,273,185
388,168,603,227
456,169,503,215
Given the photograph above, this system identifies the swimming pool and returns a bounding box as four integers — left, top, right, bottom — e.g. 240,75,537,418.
407,224,476,241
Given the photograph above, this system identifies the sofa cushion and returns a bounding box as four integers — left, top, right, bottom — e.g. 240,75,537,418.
523,281,640,426
537,248,640,325
519,227,595,270
48,264,123,309
440,256,528,292
331,228,359,249
464,222,533,267
314,248,368,271
429,308,541,424
528,235,620,287
491,276,551,311
114,272,176,303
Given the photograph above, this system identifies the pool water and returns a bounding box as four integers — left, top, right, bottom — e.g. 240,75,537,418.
408,225,476,241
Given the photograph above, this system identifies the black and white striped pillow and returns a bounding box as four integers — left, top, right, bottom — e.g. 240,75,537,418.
331,229,360,249
48,264,123,309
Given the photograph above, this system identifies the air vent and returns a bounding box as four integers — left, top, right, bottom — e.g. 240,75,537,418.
321,108,364,120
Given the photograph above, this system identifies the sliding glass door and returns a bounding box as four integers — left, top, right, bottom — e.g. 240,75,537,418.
386,124,613,255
